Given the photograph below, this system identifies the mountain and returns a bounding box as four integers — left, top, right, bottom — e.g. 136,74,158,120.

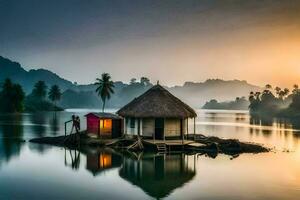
0,55,261,108
168,79,260,107
0,56,74,93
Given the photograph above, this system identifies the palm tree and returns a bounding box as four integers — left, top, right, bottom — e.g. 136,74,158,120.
140,77,151,86
275,86,281,97
265,84,272,90
32,81,47,99
255,92,261,100
95,73,115,112
278,90,286,100
293,84,299,94
283,88,290,97
48,85,62,110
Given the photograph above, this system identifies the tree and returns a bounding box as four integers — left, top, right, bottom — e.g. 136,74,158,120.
292,84,299,94
249,91,255,102
278,90,284,100
265,84,272,90
32,81,47,99
275,86,281,97
140,77,151,86
95,73,115,112
12,84,25,112
255,92,261,100
0,78,25,112
283,88,289,97
48,85,62,109
130,78,137,85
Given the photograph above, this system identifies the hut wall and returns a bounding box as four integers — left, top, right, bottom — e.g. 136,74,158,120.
86,115,99,134
183,118,187,135
125,117,138,135
142,118,155,137
124,117,188,137
164,118,180,137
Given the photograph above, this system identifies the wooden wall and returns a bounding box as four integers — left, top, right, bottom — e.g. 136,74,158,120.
142,118,155,137
124,117,187,137
86,115,99,134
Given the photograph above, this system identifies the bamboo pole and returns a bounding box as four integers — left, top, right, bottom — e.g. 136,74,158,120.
98,119,101,138
181,119,184,144
186,118,189,140
194,117,196,141
137,118,140,136
163,118,165,142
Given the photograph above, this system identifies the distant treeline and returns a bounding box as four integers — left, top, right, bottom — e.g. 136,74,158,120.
0,78,62,113
249,84,300,117
202,97,249,110
0,55,262,109
60,77,153,108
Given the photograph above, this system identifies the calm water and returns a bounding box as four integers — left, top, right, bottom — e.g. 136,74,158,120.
1,109,300,200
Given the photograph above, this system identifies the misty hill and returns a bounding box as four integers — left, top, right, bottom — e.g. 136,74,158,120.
60,79,260,109
0,55,261,109
169,79,260,108
0,56,73,93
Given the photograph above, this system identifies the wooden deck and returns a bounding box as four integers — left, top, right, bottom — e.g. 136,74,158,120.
143,139,195,146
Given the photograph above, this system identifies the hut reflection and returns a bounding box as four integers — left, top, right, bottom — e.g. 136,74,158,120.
119,153,196,199
86,150,122,176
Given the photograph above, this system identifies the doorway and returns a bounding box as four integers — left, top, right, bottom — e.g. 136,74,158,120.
155,118,164,139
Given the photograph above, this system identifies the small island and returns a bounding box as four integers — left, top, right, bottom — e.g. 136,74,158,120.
249,84,300,118
29,77,270,157
202,97,249,110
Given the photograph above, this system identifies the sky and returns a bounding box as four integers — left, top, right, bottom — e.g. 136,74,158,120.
1,0,300,87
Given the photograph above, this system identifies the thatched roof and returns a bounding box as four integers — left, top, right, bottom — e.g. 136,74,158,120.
117,84,197,118
85,112,122,119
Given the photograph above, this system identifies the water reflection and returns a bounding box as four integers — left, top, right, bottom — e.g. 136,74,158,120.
86,149,122,176
0,114,24,165
119,152,196,199
49,113,60,135
61,147,197,199
249,115,300,137
29,112,47,137
2,110,300,199
64,148,81,170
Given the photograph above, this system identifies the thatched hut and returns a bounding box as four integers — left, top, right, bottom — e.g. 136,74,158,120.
117,84,197,140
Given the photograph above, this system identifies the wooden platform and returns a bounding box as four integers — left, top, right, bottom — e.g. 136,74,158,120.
143,139,194,146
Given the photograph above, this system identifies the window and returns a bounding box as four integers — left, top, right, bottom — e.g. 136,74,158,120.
130,118,135,128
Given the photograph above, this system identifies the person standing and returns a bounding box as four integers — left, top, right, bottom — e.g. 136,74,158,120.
71,115,76,134
75,116,80,131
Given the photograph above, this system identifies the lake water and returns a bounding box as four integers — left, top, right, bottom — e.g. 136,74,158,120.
1,109,300,199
